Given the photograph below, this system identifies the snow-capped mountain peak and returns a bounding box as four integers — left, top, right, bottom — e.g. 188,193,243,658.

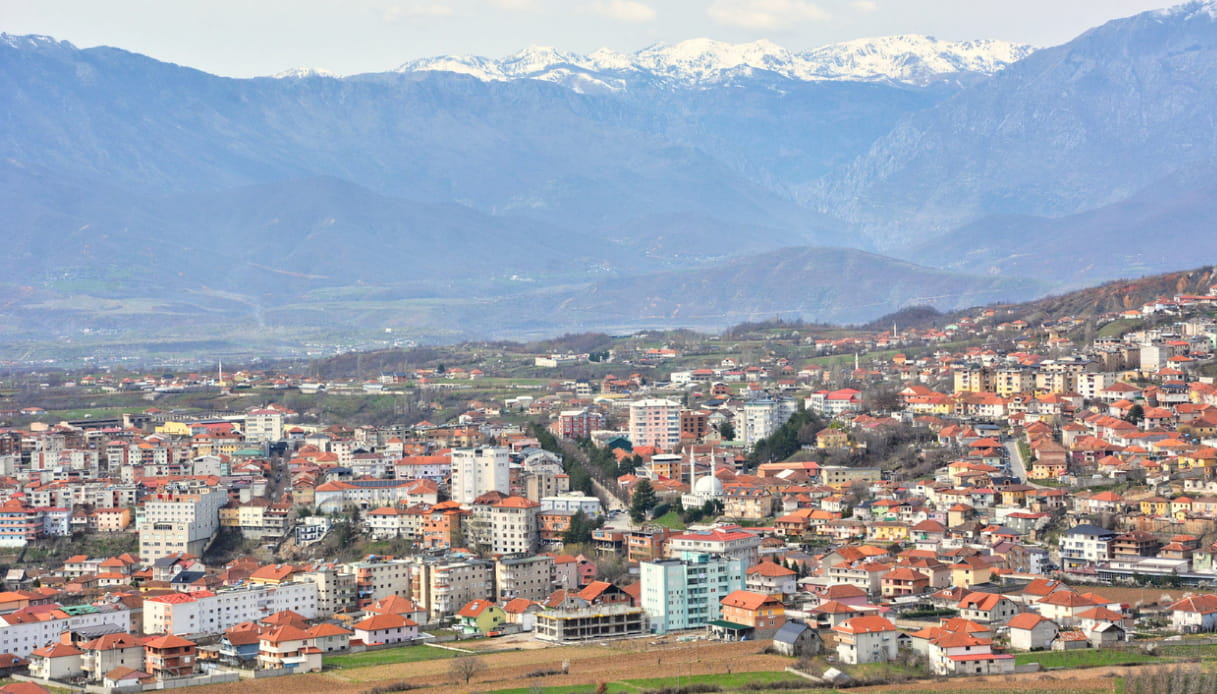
395,34,1035,88
272,67,340,79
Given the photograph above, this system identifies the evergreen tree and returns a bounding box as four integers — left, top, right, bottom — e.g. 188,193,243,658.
630,479,658,523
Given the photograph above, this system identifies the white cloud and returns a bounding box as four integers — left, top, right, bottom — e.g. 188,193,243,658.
707,0,829,30
852,0,878,12
587,0,657,23
383,2,456,21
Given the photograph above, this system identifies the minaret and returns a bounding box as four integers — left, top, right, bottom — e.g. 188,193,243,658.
688,448,697,491
218,359,223,386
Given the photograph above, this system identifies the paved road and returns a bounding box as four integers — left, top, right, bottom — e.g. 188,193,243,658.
1005,438,1029,483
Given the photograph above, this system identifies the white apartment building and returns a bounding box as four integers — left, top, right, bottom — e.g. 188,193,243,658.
0,604,132,658
738,399,797,448
243,409,284,442
666,528,762,567
628,399,681,450
640,552,744,634
540,493,604,518
138,486,227,562
488,496,541,555
143,581,319,635
450,447,510,505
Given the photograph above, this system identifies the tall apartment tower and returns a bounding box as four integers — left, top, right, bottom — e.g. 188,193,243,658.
449,447,510,505
628,399,681,450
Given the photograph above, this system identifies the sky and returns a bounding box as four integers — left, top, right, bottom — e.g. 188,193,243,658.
0,0,1178,77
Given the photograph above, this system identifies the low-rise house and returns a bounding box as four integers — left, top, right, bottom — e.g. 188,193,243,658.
143,634,197,679
1169,594,1217,633
833,616,899,665
28,641,83,682
957,592,1020,625
455,599,507,635
257,625,322,672
771,621,823,658
1007,613,1058,651
745,561,797,597
307,622,352,652
351,613,418,645
712,590,785,641
927,631,1014,677
79,632,144,682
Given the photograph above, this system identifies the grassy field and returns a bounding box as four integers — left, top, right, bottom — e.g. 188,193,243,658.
651,510,687,530
325,644,459,669
1013,649,1157,668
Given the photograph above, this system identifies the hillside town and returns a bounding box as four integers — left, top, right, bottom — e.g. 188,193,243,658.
2,287,1217,692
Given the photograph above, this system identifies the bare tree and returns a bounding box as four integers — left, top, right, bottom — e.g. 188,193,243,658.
450,656,487,685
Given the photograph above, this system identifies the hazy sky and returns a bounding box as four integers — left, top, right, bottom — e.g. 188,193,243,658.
0,0,1177,77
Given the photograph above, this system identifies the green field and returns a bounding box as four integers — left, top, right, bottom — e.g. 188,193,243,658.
325,644,459,669
651,510,687,530
1014,649,1157,668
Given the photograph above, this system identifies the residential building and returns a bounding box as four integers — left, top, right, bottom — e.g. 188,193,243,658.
833,616,899,665
138,485,227,562
143,582,319,635
450,447,510,505
628,399,681,450
640,553,745,634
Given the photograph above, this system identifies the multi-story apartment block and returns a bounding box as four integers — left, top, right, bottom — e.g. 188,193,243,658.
1060,524,1117,570
137,485,227,562
488,496,540,555
450,447,510,505
640,552,744,633
628,399,681,450
554,409,604,440
738,399,797,448
299,565,358,617
410,557,494,621
0,604,133,658
495,554,555,602
347,559,413,609
243,409,284,442
313,478,438,512
143,581,319,635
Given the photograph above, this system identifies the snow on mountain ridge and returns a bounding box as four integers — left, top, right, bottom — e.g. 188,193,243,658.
395,34,1035,87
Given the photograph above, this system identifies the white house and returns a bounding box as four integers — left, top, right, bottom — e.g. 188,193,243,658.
833,616,898,665
1006,613,1058,651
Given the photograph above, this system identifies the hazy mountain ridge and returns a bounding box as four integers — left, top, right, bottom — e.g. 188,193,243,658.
6,3,1217,351
810,2,1217,247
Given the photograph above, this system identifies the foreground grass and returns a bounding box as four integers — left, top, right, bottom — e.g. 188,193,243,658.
326,644,458,669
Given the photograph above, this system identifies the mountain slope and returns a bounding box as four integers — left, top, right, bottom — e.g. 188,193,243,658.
811,1,1217,246
910,170,1217,286
533,247,1046,330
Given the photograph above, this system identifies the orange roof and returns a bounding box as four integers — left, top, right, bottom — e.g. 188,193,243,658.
143,634,196,650
834,616,896,634
720,590,781,611
457,599,497,618
746,561,795,577
260,625,312,644
353,613,415,631
308,622,353,638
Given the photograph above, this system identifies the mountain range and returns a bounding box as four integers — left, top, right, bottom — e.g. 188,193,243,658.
2,1,1216,357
